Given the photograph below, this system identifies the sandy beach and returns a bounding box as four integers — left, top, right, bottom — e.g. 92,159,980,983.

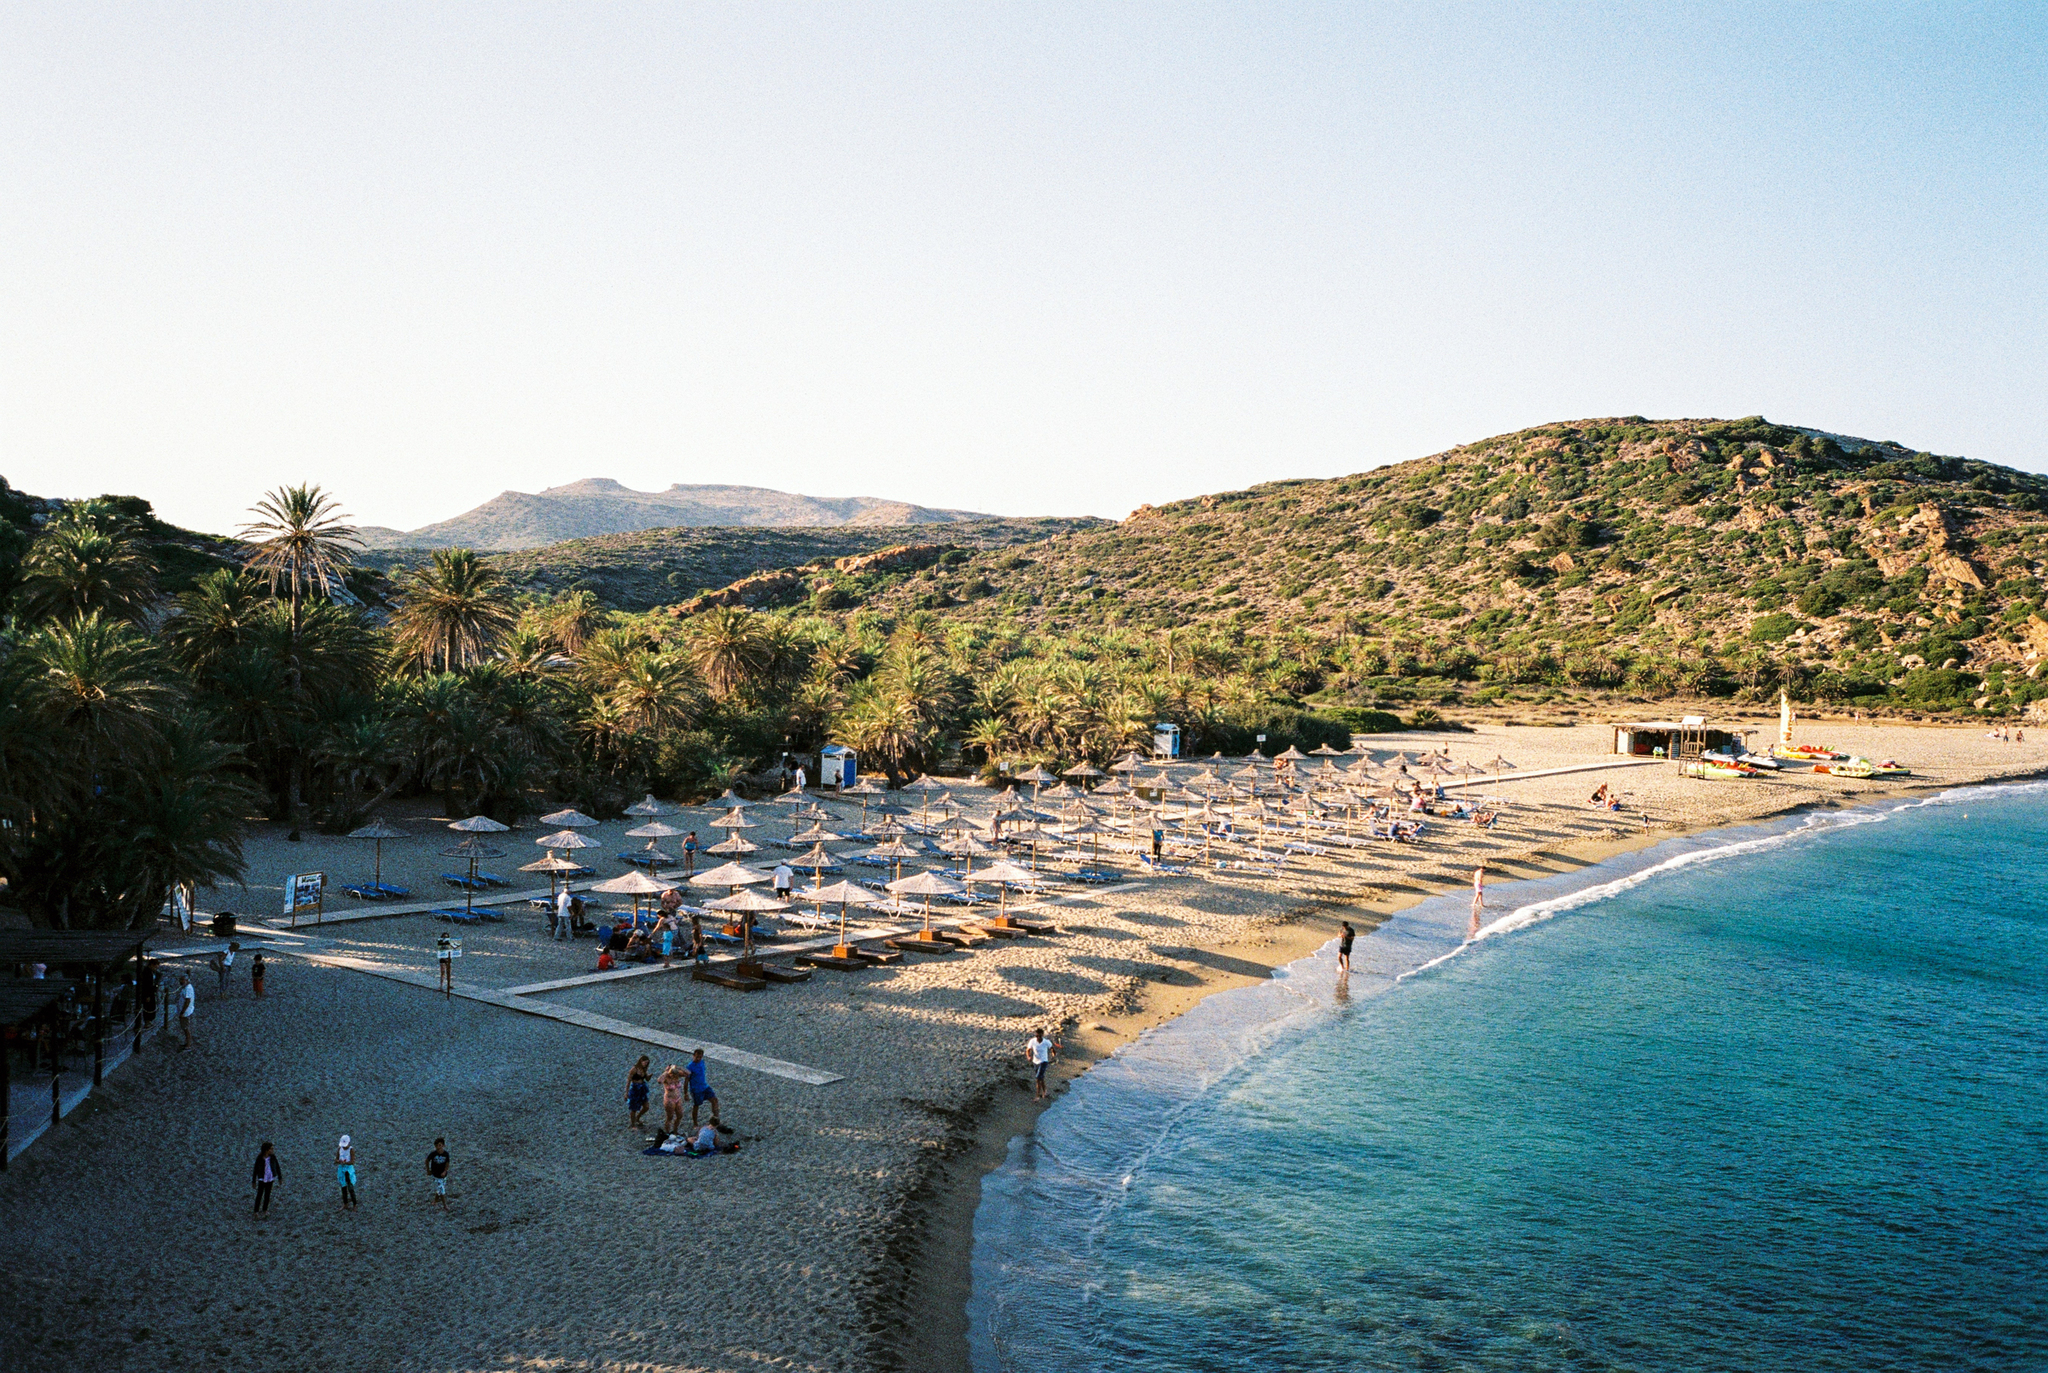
2,717,2040,1373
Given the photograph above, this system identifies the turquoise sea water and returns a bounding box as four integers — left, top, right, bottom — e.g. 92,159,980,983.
970,786,2048,1372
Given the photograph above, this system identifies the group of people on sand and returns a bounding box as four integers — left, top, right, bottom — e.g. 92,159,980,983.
626,1048,740,1155
247,1134,454,1217
1986,726,2026,742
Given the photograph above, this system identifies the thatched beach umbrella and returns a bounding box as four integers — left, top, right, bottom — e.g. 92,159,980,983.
706,834,759,857
794,841,841,884
704,886,787,959
348,819,407,892
939,832,996,877
590,867,678,920
887,869,965,935
537,808,600,829
709,789,755,810
862,837,923,883
687,861,768,891
440,834,505,915
707,808,757,831
624,794,674,817
970,859,1041,919
796,879,879,954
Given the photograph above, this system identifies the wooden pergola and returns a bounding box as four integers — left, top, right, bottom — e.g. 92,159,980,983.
0,981,64,1172
0,929,153,1089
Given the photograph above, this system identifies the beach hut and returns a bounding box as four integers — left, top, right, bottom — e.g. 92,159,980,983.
818,744,858,789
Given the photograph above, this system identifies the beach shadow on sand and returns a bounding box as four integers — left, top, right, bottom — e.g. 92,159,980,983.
997,964,1113,997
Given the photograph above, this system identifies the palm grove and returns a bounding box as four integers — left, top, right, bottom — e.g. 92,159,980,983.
0,481,1342,930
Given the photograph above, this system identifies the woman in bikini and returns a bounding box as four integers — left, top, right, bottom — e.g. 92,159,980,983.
658,1063,687,1136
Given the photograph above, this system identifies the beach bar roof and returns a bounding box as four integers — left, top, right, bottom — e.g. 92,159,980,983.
1613,718,1747,757
0,929,152,1097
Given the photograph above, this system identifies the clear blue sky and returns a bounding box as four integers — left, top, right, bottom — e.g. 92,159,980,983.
2,4,2041,534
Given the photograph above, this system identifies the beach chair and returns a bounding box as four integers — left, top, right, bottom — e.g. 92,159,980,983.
1072,868,1123,884
441,872,486,890
1138,856,1191,875
342,884,386,901
433,908,483,924
475,872,510,887
691,966,767,992
370,882,410,898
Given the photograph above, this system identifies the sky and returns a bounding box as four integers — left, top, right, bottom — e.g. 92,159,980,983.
2,4,2043,535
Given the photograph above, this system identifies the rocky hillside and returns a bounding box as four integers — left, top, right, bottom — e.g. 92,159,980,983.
361,516,1107,611
358,478,1012,550
666,418,2048,715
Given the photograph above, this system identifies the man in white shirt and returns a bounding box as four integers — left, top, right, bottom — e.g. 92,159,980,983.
177,976,197,1048
793,765,807,791
1027,1028,1058,1100
554,886,572,941
772,863,793,898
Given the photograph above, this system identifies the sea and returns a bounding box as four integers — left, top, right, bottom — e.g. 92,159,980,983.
968,783,2048,1372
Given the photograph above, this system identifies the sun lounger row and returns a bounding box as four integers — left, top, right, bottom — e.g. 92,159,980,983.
343,882,411,900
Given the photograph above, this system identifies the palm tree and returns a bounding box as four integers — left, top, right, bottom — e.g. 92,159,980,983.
687,607,774,702
166,568,268,675
392,549,518,672
15,502,158,623
240,485,362,640
608,652,701,735
540,590,607,654
19,614,171,776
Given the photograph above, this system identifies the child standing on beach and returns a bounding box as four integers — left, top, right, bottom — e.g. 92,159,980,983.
626,1055,652,1129
424,1138,451,1206
249,951,266,997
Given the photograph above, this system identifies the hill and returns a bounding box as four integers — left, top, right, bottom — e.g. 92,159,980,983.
663,417,2048,716
357,478,1009,550
360,516,1109,611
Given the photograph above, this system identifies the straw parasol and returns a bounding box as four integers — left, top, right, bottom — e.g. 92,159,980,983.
348,819,407,891
1309,743,1343,756
796,879,879,954
625,820,685,839
886,869,965,934
793,842,841,882
687,861,768,890
707,834,759,856
588,867,677,919
789,822,848,845
1274,746,1307,763
709,789,754,809
707,809,757,830
970,859,1042,918
450,815,510,834
440,834,505,916
1487,753,1517,778
623,794,674,817
862,837,923,883
537,829,602,851
939,832,997,876
704,886,788,959
537,808,599,829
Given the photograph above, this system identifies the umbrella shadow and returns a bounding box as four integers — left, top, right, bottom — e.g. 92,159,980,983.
998,964,1113,997
856,984,1047,1019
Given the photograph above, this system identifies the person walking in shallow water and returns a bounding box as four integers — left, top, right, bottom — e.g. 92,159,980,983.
1337,921,1355,976
1027,1028,1058,1100
1470,864,1486,939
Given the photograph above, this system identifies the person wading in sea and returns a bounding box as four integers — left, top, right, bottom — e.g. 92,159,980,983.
1470,864,1486,939
1337,921,1355,976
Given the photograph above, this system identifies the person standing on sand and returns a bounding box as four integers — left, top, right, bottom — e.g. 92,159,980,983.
436,932,454,996
251,1142,281,1217
1337,922,1355,976
177,975,196,1047
685,1048,720,1128
424,1138,451,1205
249,951,266,998
794,764,807,791
626,1055,652,1129
555,885,572,940
684,831,698,877
1027,1028,1058,1100
773,862,793,899
658,1063,687,1135
336,1135,359,1210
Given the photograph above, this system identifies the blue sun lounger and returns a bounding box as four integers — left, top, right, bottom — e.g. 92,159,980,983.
433,908,483,924
441,873,489,891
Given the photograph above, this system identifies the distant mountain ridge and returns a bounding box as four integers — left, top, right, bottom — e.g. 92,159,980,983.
357,478,1001,550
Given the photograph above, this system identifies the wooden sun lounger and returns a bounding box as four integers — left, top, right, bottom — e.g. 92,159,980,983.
737,960,813,984
989,917,1058,935
793,951,870,971
884,934,958,954
691,967,767,992
849,946,903,965
963,922,1027,939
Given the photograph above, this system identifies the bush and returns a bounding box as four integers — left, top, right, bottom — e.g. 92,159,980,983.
1749,613,1800,643
1315,706,1405,734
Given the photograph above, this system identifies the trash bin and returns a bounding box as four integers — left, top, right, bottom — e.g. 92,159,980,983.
211,912,237,940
